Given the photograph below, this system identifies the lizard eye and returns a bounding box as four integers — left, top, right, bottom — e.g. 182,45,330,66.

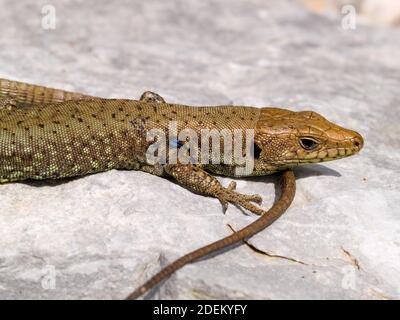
299,137,319,150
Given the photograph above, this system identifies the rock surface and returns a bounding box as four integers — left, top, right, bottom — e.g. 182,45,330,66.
0,0,399,299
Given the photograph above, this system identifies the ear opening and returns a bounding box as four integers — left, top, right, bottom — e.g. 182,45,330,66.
253,143,262,159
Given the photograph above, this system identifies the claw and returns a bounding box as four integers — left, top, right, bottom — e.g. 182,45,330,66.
217,181,264,215
248,194,263,205
224,191,265,216
219,181,237,213
230,190,263,206
219,197,229,214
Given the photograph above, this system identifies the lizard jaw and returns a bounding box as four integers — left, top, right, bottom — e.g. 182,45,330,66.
277,131,364,165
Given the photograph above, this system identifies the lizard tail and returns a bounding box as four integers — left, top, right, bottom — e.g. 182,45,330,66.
0,78,93,106
126,169,296,300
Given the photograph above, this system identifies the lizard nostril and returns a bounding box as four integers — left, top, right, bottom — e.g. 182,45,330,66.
352,133,364,151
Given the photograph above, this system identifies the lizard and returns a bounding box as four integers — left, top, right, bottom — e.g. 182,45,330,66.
0,78,363,299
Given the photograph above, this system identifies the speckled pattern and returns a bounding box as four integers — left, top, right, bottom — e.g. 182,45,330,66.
0,79,362,183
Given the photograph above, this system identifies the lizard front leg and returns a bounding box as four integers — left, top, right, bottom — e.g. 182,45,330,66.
139,91,263,215
164,164,264,215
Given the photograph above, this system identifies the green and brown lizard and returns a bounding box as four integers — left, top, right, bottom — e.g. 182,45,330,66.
0,78,363,299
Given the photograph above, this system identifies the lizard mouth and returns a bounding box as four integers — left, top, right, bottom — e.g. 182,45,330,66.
274,144,363,165
283,133,364,164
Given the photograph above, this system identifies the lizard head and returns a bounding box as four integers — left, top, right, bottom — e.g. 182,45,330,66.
253,108,363,173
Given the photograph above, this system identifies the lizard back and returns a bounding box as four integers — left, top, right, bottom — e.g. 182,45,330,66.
0,99,261,182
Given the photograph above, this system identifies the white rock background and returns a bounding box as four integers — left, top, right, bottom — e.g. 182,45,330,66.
0,0,399,299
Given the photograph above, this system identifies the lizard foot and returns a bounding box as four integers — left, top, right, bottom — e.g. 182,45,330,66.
165,164,265,216
217,182,263,214
226,181,263,204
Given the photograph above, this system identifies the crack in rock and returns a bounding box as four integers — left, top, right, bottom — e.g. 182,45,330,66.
341,246,362,271
226,224,308,265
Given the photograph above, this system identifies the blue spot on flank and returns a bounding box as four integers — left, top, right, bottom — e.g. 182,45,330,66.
169,138,184,148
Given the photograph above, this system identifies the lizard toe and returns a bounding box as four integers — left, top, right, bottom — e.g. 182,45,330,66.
226,181,237,191
223,190,264,215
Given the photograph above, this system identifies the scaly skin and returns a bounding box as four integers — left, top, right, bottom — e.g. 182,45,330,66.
0,82,363,183
0,78,92,107
0,78,363,299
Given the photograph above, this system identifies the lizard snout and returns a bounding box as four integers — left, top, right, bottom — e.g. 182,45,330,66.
350,131,364,152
